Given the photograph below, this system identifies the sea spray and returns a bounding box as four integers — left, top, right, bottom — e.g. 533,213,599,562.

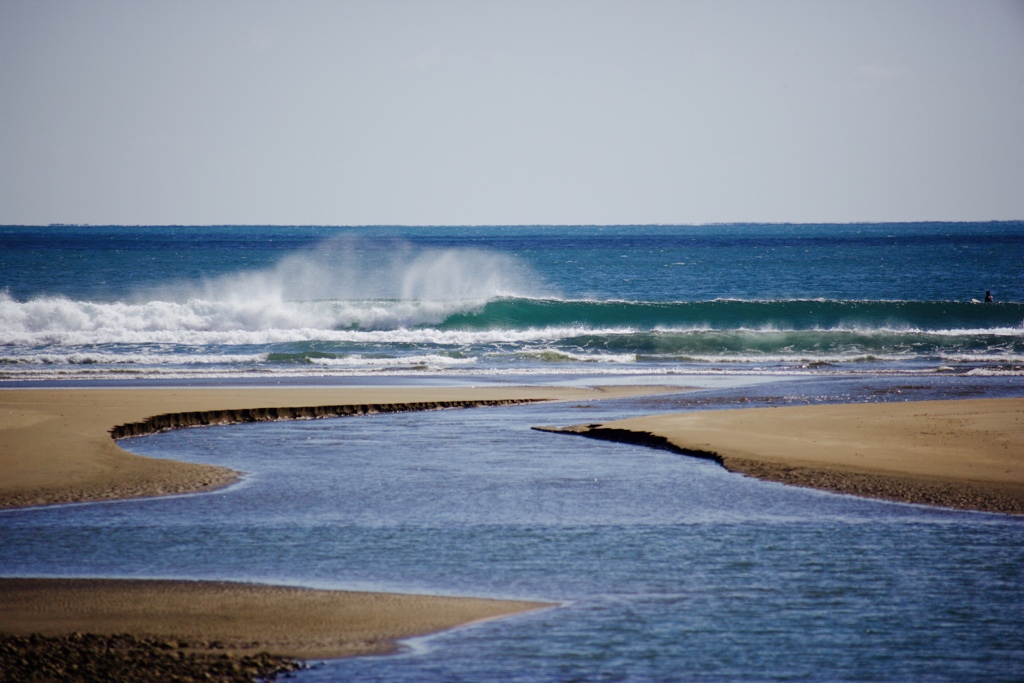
142,236,554,307
0,238,553,339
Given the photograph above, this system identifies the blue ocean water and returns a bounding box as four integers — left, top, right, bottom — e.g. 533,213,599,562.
1,224,1023,680
1,223,1021,380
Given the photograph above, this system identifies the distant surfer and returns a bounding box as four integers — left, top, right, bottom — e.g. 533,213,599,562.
984,290,994,303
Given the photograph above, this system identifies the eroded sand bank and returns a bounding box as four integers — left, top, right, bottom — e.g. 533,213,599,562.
537,398,1024,514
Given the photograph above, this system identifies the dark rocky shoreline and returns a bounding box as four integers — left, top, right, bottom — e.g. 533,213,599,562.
0,633,304,683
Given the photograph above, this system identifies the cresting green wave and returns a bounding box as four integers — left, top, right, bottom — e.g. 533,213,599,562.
436,298,1024,332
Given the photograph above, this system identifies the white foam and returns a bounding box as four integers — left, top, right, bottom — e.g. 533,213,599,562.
0,352,266,366
4,357,1020,382
515,349,638,363
652,324,1024,336
0,289,632,345
307,354,478,368
4,280,1020,348
0,293,485,342
0,241,554,344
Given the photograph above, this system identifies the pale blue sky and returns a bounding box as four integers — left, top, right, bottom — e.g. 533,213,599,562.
1,0,1022,225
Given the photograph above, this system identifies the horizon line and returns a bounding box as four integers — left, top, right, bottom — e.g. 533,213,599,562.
5,219,1022,229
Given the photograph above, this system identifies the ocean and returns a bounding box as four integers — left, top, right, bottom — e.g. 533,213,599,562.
2,223,1023,681
1,222,1022,381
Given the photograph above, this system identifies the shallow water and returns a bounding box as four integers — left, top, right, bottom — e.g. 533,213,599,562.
1,377,1022,681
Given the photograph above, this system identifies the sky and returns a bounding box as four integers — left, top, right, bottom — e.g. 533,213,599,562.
1,0,1023,226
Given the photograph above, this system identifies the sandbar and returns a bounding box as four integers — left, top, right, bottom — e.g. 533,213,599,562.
0,577,553,660
538,398,1024,514
0,384,670,510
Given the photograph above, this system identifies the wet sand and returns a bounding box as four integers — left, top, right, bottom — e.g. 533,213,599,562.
538,398,1024,514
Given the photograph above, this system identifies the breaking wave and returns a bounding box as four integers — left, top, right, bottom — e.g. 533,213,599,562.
1,239,1021,380
2,293,1020,346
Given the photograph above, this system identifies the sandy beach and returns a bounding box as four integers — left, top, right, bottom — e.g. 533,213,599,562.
539,397,1024,514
